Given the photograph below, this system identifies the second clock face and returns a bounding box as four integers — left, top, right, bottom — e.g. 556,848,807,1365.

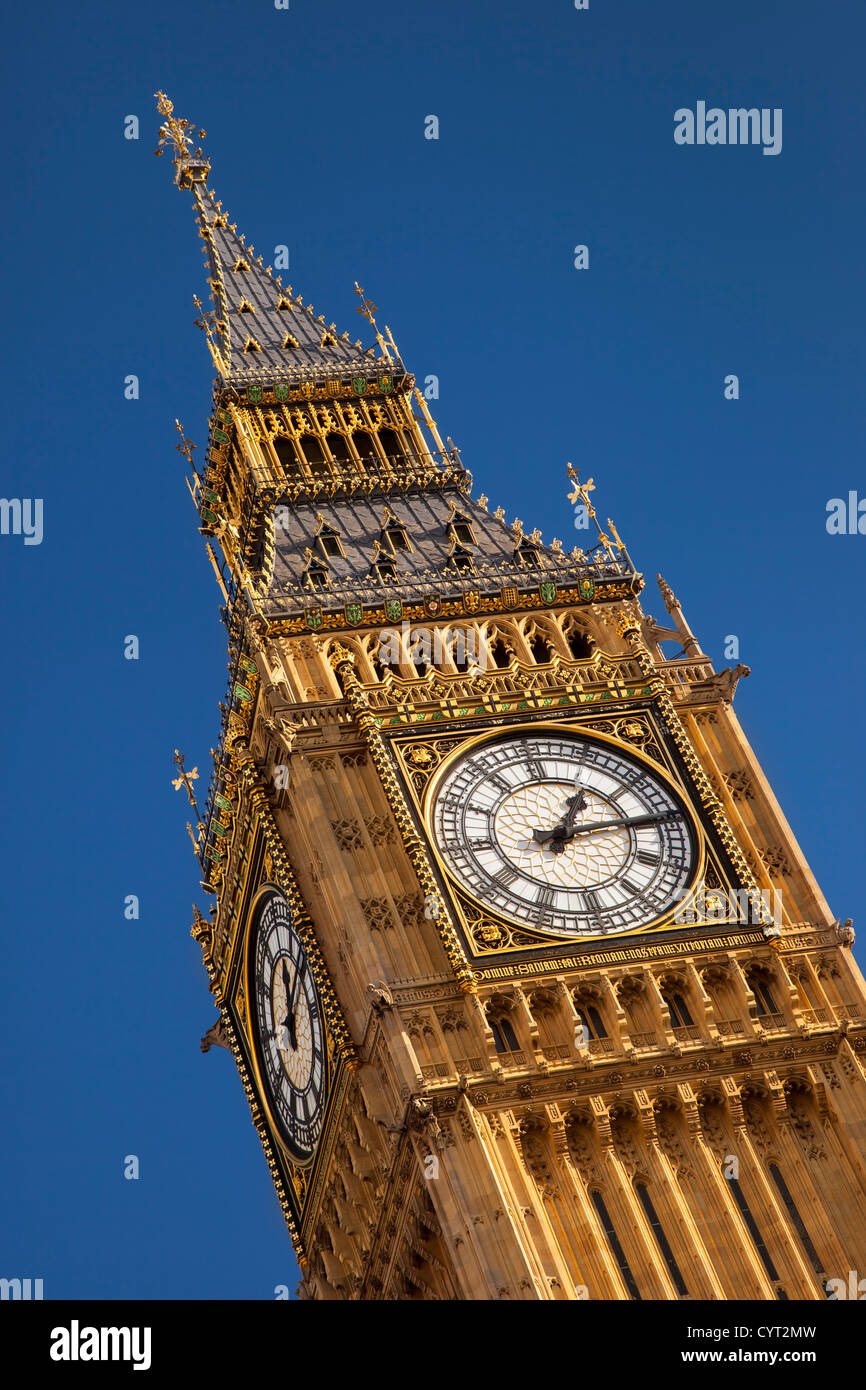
430,730,697,937
248,890,327,1162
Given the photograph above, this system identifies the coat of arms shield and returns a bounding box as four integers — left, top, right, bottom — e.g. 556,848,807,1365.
425,594,442,617
304,605,323,630
352,376,368,396
500,586,518,610
384,597,403,623
345,601,364,626
540,580,557,604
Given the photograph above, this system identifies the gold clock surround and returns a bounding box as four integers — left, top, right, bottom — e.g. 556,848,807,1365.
416,717,710,954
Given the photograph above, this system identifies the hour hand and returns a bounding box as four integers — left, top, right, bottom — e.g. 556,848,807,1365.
532,787,587,848
532,826,558,846
281,960,298,1048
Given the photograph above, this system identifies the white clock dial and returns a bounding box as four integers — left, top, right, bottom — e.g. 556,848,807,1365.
249,890,327,1161
430,731,697,937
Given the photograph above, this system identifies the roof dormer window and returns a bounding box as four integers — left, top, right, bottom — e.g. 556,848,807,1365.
319,534,343,560
447,508,477,549
385,525,411,553
303,553,330,591
447,546,476,575
314,517,344,561
516,539,540,568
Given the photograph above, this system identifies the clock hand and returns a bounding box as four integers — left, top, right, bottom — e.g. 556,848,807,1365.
534,806,681,854
281,958,298,1050
532,787,587,846
569,809,682,836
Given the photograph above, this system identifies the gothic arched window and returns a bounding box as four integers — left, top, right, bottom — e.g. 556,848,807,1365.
635,1182,688,1296
529,631,553,664
567,626,593,660
590,1191,641,1300
725,1174,780,1283
489,1015,519,1053
663,991,694,1029
749,975,779,1016
576,1005,607,1040
768,1164,824,1278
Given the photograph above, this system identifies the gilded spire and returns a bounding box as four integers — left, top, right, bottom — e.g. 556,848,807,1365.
155,93,391,386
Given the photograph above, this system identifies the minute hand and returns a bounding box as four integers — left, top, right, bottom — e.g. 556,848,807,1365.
570,810,682,836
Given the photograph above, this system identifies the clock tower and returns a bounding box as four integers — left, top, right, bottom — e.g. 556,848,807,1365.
159,95,866,1301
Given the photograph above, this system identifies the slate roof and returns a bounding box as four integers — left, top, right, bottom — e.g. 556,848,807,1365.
190,183,387,387
262,485,624,616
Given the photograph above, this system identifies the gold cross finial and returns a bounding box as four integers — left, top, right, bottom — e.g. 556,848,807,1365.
192,294,217,336
354,282,379,326
567,465,596,508
172,750,201,815
174,420,196,466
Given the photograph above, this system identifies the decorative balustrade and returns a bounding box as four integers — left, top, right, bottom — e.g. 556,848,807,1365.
672,1024,703,1044
361,656,652,711
835,1003,866,1022
757,1012,786,1032
629,1031,660,1051
717,1018,747,1037
662,657,715,688
800,1008,829,1025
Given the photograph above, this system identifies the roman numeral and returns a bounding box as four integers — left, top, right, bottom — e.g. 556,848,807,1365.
636,849,661,867
468,837,493,851
527,760,546,781
493,866,517,887
535,886,555,909
621,878,646,900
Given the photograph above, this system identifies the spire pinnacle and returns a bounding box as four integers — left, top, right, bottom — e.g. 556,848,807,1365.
156,96,405,389
154,92,209,187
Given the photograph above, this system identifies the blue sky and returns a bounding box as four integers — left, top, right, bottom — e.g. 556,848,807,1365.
1,0,863,1299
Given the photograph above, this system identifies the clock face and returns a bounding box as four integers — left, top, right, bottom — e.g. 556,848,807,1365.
248,890,327,1162
430,730,697,938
